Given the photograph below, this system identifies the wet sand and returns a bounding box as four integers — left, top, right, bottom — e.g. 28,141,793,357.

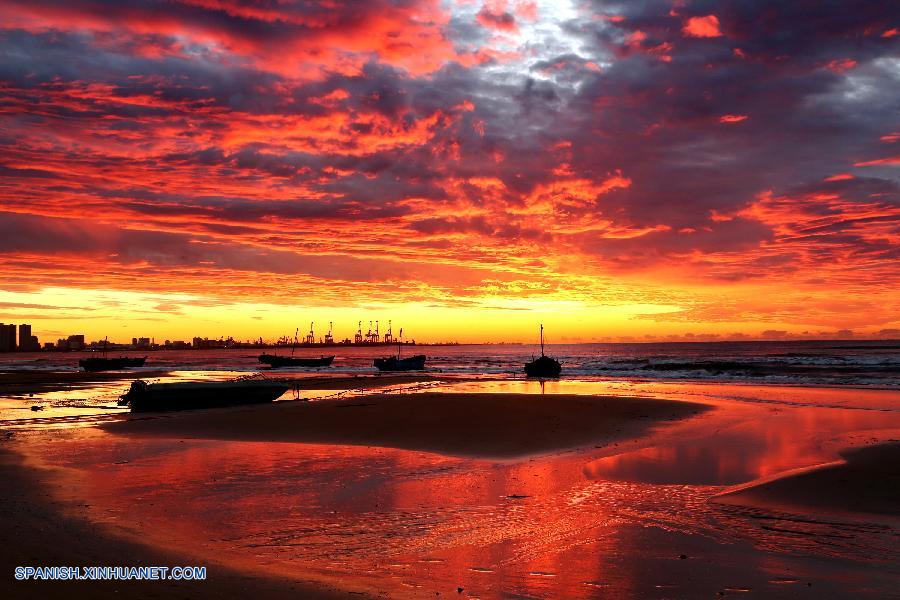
714,441,900,519
0,448,360,600
1,388,708,598
0,370,170,395
104,392,709,459
279,372,439,390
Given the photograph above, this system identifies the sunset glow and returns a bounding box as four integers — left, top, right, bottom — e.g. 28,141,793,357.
1,0,898,343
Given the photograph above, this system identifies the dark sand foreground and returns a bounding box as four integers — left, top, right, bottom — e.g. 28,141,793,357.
105,392,709,459
714,442,900,519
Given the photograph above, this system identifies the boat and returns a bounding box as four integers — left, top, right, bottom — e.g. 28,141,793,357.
80,356,147,372
524,324,561,378
259,326,336,368
119,378,289,412
258,354,335,368
79,337,147,371
374,327,426,371
374,354,427,371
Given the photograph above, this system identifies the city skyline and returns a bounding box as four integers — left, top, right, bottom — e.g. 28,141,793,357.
1,319,896,352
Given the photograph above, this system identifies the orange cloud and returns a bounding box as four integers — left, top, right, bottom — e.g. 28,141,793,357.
823,173,854,181
854,156,900,166
826,58,857,73
682,15,722,38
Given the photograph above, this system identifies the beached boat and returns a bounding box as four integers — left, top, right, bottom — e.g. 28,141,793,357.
79,356,147,372
374,327,426,371
119,378,289,412
258,354,335,368
524,324,561,378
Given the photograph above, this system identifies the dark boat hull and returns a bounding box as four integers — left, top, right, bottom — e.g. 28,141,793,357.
122,380,289,412
79,357,147,372
258,354,335,368
524,355,561,378
374,355,426,371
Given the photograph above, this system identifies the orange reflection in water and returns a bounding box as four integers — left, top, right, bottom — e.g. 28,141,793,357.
28,381,900,598
583,404,897,486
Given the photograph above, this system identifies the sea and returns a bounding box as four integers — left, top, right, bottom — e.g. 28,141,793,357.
1,340,897,387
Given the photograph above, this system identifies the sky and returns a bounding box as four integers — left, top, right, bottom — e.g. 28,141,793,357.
0,0,898,344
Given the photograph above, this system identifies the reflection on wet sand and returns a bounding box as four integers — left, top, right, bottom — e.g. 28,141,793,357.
9,379,900,598
583,402,898,487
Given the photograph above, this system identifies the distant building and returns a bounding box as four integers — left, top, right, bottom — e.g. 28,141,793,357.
0,323,16,352
18,324,31,347
164,340,190,349
69,334,85,351
192,337,228,349
57,334,85,351
17,324,40,352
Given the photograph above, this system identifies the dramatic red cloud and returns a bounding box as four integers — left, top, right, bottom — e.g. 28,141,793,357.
0,0,460,77
682,15,722,38
719,114,749,123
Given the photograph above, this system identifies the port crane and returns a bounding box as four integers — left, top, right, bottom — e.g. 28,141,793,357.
324,322,334,345
304,322,315,345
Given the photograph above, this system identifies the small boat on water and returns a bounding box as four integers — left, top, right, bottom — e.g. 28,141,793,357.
119,378,289,412
374,354,427,371
258,354,335,368
374,327,426,371
259,325,335,368
524,324,561,378
79,338,147,372
80,356,147,372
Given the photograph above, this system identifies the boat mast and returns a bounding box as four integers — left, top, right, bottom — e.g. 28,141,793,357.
398,328,403,359
291,327,298,356
540,323,544,357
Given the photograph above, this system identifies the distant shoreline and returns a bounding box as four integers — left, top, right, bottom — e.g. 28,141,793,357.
1,338,898,354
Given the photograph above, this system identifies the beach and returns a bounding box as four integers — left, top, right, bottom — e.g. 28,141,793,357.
2,358,900,598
